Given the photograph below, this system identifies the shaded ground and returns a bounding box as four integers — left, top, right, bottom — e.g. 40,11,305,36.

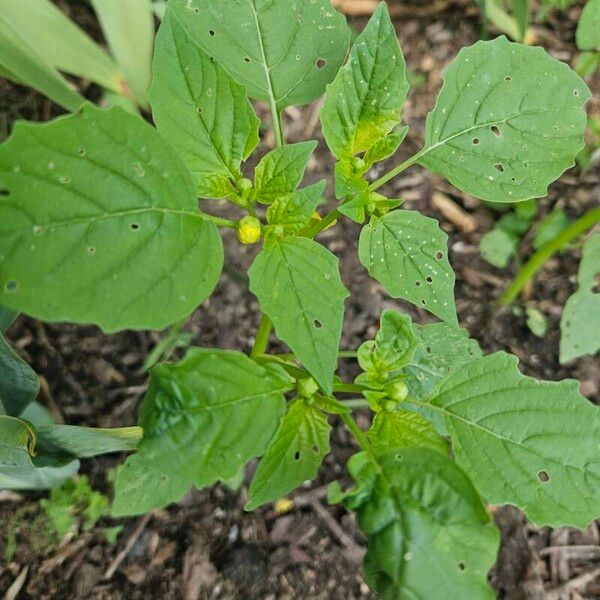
1,0,599,598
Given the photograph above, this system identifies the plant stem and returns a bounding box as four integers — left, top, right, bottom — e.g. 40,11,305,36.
333,382,368,393
369,149,424,192
270,103,285,147
251,314,273,358
340,411,381,472
338,350,358,358
198,211,238,228
498,206,600,305
339,397,370,408
303,208,341,239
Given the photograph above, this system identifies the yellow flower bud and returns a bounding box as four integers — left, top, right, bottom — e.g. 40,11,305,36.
237,216,261,244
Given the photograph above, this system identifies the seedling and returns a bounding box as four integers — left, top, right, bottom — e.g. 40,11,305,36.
1,1,599,596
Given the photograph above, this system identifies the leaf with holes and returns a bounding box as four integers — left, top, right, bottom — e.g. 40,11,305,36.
576,0,600,50
0,332,39,416
266,181,326,235
367,410,448,456
321,2,409,159
418,36,590,203
112,349,292,516
254,141,317,204
150,12,260,199
359,210,457,324
248,236,349,393
246,399,331,509
0,104,224,332
560,234,600,363
331,449,499,599
168,0,350,110
427,352,600,527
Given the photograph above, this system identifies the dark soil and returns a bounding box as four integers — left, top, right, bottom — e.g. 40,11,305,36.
1,1,599,599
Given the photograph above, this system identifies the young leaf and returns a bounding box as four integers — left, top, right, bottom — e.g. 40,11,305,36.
0,105,224,332
403,322,482,400
0,333,39,416
576,0,600,51
150,13,260,199
359,210,457,324
266,181,326,235
479,227,518,268
112,349,291,516
532,208,569,250
168,0,350,110
560,234,600,363
367,410,448,455
419,36,590,203
364,126,409,168
333,449,499,599
428,351,600,527
254,142,317,204
246,399,331,510
249,237,348,393
321,2,409,159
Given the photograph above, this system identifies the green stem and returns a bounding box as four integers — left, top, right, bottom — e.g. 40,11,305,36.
338,350,358,358
302,208,341,239
333,382,369,393
251,314,273,358
498,206,600,306
270,103,284,147
338,397,370,408
197,211,237,228
369,149,424,192
340,411,381,472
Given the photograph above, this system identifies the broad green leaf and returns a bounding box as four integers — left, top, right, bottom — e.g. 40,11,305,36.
403,322,482,400
333,159,370,199
321,3,409,159
0,414,79,490
0,0,123,95
265,181,326,235
254,142,317,204
248,237,349,393
90,0,154,106
149,13,260,199
532,209,569,250
0,104,223,332
0,12,85,112
364,126,409,168
560,234,600,363
428,352,600,527
35,425,142,459
246,399,331,510
418,36,590,203
576,0,600,50
0,333,39,416
0,307,17,333
357,310,419,380
359,210,457,324
367,410,448,455
333,449,499,599
479,227,518,268
168,0,350,110
112,349,291,516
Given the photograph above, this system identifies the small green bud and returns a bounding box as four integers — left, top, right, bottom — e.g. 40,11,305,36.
237,215,261,244
237,178,253,197
297,377,319,399
384,400,398,412
351,156,366,172
385,380,408,402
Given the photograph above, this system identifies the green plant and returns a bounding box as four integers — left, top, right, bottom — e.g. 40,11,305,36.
1,1,599,596
0,0,155,112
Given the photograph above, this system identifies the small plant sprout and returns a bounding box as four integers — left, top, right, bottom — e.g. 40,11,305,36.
1,1,599,597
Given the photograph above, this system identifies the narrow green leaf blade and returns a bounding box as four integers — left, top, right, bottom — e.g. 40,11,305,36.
246,399,331,510
0,334,39,416
169,0,350,109
0,105,224,332
254,142,317,204
359,210,457,324
249,237,349,393
419,36,590,203
429,352,600,527
576,0,600,50
112,349,290,516
560,233,600,362
335,448,499,599
149,12,260,198
90,0,154,105
321,3,409,159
